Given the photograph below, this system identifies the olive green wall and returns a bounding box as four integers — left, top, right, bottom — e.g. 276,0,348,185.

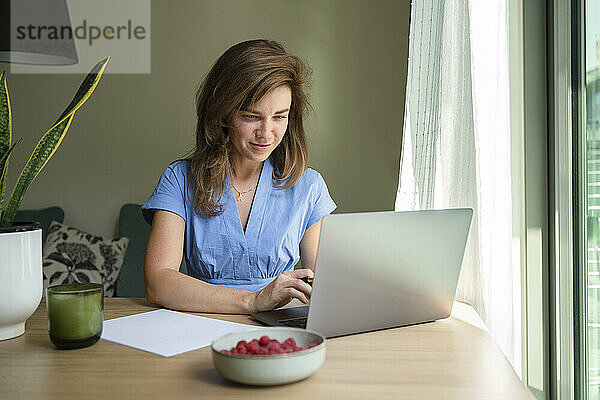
4,0,409,239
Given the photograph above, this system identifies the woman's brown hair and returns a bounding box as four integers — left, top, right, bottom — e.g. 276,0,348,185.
179,39,312,217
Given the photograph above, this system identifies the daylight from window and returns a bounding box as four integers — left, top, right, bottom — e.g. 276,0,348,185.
586,0,600,398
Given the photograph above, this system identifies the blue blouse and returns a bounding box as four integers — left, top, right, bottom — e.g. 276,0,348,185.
141,157,337,292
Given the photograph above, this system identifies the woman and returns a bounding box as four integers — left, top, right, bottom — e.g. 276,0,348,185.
141,39,336,314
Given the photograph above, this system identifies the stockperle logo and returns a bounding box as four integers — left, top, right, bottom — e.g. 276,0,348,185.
16,19,147,46
10,0,151,74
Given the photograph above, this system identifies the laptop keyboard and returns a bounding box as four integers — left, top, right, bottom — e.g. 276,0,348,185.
278,317,308,329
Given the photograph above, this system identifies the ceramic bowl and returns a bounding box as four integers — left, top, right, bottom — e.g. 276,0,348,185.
211,327,326,386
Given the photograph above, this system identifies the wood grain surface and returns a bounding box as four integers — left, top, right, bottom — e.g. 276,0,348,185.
0,298,532,399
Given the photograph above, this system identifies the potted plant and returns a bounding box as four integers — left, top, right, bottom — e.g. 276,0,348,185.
0,57,109,341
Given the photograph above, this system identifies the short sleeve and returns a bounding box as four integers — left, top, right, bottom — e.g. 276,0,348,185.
305,171,337,231
141,162,188,226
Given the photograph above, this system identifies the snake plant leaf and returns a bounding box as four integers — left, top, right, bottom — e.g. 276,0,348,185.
0,57,109,228
0,114,74,227
55,56,109,125
0,71,11,158
0,71,12,219
0,139,17,167
0,139,19,223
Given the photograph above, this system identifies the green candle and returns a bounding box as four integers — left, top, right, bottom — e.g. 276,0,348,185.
46,283,103,349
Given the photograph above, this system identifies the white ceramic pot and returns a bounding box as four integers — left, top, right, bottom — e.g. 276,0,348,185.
0,222,43,341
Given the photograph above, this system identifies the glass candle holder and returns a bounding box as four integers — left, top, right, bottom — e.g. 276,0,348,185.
46,283,104,349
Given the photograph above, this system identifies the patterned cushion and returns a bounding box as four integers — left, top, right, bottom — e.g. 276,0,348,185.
43,221,129,297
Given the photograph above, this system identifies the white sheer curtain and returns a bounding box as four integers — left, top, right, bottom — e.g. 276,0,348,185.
396,0,520,374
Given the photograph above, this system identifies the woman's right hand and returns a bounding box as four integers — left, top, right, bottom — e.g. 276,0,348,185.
248,269,314,313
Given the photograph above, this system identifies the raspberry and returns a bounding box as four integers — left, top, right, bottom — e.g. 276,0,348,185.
284,338,297,347
256,347,269,355
308,343,318,348
221,350,230,354
236,341,247,353
267,341,283,353
283,345,294,353
259,335,270,347
246,339,260,353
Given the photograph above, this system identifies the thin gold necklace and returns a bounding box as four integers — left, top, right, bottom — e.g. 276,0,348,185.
229,163,262,202
230,180,257,202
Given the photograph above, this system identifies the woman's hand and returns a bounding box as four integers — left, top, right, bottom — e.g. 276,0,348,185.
248,269,314,313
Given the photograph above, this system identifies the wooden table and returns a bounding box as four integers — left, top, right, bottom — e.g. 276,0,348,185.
0,298,531,399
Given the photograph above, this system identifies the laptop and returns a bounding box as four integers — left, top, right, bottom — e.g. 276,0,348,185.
250,208,473,338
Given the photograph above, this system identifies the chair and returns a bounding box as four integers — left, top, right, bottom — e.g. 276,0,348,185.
115,204,187,297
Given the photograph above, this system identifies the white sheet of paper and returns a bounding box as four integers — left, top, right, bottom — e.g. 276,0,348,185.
100,309,261,357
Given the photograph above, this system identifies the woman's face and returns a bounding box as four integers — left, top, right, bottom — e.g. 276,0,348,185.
228,85,292,170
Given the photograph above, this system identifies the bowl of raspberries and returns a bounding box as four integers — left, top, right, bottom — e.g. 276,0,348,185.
211,327,326,385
